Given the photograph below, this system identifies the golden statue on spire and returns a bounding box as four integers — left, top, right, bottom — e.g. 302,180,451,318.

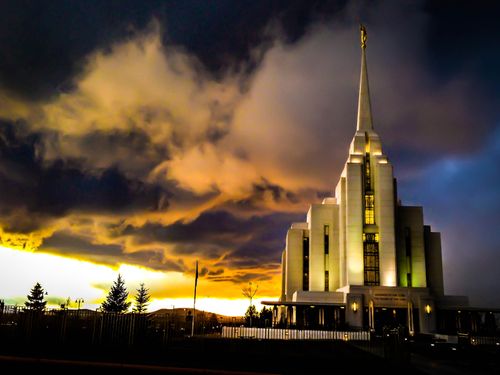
360,24,367,49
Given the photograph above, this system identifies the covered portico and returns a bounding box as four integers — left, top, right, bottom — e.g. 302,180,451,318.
262,301,346,330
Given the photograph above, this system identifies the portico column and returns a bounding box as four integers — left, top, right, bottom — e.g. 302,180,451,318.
369,300,375,331
407,300,414,335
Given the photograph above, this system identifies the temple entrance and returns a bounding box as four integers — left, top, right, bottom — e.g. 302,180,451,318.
373,307,408,334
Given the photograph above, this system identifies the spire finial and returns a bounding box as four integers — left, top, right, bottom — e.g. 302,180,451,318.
360,24,367,49
356,24,373,131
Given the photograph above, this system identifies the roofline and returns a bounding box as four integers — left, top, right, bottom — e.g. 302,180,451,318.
261,301,346,307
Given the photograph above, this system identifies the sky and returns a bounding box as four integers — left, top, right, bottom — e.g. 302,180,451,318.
0,0,499,315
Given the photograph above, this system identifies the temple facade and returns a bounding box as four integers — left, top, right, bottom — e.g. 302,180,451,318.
264,27,474,334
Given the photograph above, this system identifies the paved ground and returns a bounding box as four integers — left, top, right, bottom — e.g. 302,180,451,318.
0,338,420,374
1,337,498,374
353,339,500,375
410,353,497,375
0,355,278,375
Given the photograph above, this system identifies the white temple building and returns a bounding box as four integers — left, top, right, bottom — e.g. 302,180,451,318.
263,27,487,335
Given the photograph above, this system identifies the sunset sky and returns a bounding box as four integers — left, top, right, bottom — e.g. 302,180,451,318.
0,1,499,315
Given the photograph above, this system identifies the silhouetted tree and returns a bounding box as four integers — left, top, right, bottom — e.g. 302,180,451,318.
133,283,150,313
245,305,258,327
260,306,273,327
101,274,131,313
25,282,47,311
242,282,258,327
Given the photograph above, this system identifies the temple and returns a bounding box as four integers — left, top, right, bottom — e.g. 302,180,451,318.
262,26,495,335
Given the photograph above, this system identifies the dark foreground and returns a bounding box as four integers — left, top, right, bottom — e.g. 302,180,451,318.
0,337,421,375
1,337,500,374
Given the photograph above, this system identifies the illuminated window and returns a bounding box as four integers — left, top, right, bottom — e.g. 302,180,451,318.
324,271,329,291
303,233,309,291
365,194,375,224
363,232,380,286
365,254,377,267
364,233,378,242
324,225,329,255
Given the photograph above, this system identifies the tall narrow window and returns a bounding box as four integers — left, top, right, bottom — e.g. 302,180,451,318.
405,227,412,287
363,233,380,286
324,271,329,291
365,153,372,191
324,225,329,255
364,153,375,225
365,194,375,224
303,232,309,291
405,227,412,257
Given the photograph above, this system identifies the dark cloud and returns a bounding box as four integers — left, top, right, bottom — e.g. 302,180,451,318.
199,267,209,277
42,231,122,257
65,128,170,178
0,121,167,231
0,0,348,100
224,179,299,212
207,268,224,276
0,0,159,100
40,230,186,272
123,210,303,266
251,178,296,202
207,271,273,284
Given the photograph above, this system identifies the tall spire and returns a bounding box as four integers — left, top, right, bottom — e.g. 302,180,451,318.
356,24,373,131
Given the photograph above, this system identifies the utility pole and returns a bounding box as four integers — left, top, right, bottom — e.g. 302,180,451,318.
191,260,198,337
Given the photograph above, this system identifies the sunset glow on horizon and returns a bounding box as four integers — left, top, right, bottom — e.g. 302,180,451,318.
0,245,275,316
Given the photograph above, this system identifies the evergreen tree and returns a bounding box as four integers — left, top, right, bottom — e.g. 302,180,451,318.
260,306,273,327
133,283,150,313
245,305,258,327
25,282,47,311
101,274,131,313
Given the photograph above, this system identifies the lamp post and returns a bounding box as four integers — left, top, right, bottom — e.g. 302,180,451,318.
76,298,84,310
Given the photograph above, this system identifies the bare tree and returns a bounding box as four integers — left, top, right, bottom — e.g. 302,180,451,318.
241,282,258,327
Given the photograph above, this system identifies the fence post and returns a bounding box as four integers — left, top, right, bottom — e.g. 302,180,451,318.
128,314,135,346
59,309,67,345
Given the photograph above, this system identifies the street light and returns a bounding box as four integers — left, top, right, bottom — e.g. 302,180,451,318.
76,298,84,310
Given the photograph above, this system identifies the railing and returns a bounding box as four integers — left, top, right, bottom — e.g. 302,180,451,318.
469,335,500,346
221,326,370,341
0,305,195,347
436,333,500,346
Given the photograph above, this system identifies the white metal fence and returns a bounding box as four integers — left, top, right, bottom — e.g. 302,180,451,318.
221,326,370,341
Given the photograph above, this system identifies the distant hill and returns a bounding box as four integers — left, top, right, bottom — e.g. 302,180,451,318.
150,308,244,325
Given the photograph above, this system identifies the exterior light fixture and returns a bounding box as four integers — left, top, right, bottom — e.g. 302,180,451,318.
352,302,358,312
425,304,431,315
